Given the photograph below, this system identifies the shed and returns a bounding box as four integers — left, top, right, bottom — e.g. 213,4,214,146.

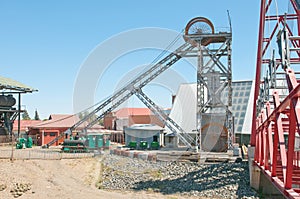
125,124,164,149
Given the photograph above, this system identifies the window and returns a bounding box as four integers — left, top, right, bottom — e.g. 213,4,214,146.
237,126,243,132
237,105,241,111
234,119,238,125
44,132,47,136
243,98,248,103
239,92,244,97
50,132,56,137
239,119,244,125
238,98,243,103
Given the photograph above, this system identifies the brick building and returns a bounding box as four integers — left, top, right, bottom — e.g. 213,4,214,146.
29,114,103,146
103,108,164,131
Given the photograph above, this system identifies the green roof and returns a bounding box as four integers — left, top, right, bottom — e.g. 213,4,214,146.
0,76,37,92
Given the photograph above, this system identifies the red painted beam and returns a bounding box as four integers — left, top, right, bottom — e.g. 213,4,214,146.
252,0,267,146
256,83,300,131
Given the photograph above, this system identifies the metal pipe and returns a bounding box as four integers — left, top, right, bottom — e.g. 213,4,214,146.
18,93,21,138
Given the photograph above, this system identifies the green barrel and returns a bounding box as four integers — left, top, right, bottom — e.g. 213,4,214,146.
139,141,148,150
105,139,110,148
129,141,137,149
16,138,26,149
150,141,159,150
26,137,33,148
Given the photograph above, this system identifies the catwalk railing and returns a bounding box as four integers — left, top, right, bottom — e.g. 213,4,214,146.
252,1,300,198
254,69,300,198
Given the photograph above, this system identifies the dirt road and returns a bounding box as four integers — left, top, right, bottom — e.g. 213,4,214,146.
0,157,199,199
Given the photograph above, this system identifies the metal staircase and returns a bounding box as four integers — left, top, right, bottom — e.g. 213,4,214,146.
134,89,194,149
43,42,194,148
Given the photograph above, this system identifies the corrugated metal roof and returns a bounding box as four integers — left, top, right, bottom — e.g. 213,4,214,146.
0,76,37,92
30,114,103,129
126,124,164,131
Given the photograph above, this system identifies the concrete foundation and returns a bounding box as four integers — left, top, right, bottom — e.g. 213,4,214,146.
248,146,284,199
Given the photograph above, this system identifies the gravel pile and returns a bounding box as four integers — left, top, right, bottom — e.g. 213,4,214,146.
10,182,32,198
100,154,259,199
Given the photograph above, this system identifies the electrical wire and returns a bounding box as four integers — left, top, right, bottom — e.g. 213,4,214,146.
75,30,184,130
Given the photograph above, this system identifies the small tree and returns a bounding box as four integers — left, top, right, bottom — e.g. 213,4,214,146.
98,119,104,126
22,110,31,120
34,109,40,120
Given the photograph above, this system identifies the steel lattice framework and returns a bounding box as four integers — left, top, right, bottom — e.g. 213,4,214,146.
252,0,300,198
44,17,232,154
183,17,233,152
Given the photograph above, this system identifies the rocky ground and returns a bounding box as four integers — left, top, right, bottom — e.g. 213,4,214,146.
0,147,260,199
100,154,260,199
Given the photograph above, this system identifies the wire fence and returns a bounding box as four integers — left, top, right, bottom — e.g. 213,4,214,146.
0,149,95,160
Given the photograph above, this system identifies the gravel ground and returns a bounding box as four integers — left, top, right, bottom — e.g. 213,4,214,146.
101,154,260,199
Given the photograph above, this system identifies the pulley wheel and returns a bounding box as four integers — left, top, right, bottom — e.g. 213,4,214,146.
184,17,214,46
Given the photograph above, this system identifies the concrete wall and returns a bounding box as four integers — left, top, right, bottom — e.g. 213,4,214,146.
248,146,284,199
116,118,129,131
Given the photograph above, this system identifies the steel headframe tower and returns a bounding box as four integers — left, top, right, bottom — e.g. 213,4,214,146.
252,0,300,198
183,17,233,152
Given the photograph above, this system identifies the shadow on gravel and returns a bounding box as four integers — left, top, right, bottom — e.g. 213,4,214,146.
133,161,257,198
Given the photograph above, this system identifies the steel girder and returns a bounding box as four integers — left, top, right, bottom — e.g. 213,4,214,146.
253,0,300,198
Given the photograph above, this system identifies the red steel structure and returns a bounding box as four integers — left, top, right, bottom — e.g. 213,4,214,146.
252,0,300,198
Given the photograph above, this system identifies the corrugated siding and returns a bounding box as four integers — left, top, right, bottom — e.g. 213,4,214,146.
167,84,197,134
0,76,36,92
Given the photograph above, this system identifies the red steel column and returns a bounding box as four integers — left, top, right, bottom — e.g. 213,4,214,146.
251,0,267,146
262,110,268,169
266,102,273,171
286,99,296,189
274,92,288,183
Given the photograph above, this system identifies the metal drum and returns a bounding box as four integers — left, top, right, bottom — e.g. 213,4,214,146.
0,95,16,107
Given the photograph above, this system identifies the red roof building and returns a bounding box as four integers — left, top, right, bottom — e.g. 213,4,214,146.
104,108,163,131
29,114,103,146
13,120,41,133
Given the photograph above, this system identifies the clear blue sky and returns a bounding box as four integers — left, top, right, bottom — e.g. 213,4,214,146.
0,0,262,119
